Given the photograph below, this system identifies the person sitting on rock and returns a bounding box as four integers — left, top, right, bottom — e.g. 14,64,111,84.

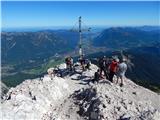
6,92,12,100
85,59,91,70
92,69,101,83
116,58,127,87
47,68,55,80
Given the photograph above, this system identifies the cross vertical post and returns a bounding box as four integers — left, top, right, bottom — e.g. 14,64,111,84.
79,16,82,57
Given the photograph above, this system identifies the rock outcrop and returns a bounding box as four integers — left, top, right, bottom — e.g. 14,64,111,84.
1,63,160,120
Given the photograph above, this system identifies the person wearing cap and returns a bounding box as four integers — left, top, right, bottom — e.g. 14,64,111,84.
109,56,119,82
116,58,127,87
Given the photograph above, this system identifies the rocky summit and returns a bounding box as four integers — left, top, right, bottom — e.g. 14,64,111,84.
1,63,160,120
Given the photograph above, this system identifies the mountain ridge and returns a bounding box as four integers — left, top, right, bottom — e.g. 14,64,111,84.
2,27,160,93
92,27,159,49
1,63,160,120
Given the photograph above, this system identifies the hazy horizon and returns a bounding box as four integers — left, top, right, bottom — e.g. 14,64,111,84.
2,25,160,32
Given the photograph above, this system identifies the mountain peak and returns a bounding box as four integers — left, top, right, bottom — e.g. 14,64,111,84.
1,63,160,120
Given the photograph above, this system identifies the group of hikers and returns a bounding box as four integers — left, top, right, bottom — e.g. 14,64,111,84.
48,54,127,87
93,56,127,87
64,55,127,87
65,55,91,72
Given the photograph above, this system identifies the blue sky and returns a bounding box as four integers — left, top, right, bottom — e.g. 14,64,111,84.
2,1,159,28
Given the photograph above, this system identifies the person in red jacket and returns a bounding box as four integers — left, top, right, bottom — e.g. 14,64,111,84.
109,57,119,82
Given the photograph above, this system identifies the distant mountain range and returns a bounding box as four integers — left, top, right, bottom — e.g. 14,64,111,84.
2,26,159,64
2,30,79,64
92,27,159,49
134,25,160,31
1,26,160,92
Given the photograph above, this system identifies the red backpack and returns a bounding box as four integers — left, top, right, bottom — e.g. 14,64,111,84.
110,61,118,72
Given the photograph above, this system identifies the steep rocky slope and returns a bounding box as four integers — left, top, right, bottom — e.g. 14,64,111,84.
1,82,9,99
1,63,160,120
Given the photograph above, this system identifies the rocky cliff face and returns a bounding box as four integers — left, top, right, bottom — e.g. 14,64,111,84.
1,63,160,120
1,82,9,99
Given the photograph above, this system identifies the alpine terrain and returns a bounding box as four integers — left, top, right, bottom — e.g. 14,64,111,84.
2,1,160,120
1,63,160,120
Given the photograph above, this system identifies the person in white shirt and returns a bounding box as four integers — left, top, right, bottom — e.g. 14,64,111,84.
116,58,127,87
